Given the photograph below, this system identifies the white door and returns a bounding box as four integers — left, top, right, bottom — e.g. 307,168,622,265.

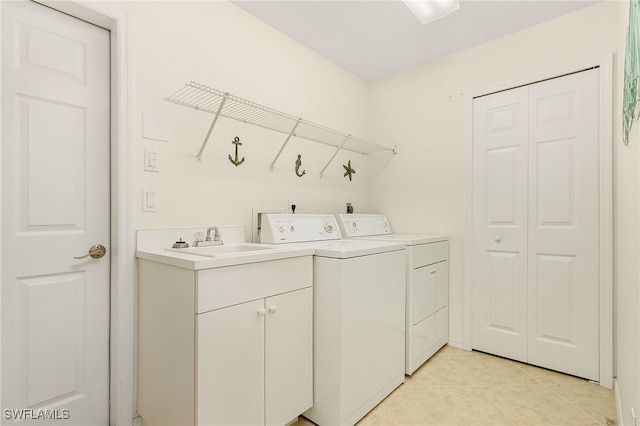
472,86,529,363
472,69,600,381
527,70,599,380
1,1,110,424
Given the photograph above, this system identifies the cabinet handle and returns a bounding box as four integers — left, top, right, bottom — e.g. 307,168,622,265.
268,305,278,314
494,235,502,242
257,308,267,317
429,269,437,276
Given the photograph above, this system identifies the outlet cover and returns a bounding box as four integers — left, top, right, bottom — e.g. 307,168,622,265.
142,189,158,212
144,148,159,172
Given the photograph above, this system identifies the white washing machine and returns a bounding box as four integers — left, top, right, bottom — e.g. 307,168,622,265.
337,214,449,375
260,214,406,426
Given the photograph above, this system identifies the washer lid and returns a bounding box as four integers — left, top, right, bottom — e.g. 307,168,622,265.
357,233,448,245
311,239,405,258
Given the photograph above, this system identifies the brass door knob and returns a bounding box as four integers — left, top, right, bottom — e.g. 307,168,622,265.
73,244,107,259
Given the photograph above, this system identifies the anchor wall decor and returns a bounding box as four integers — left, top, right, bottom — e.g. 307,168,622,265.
295,154,306,177
228,136,245,166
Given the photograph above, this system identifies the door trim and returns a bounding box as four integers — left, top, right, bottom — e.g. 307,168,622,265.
463,54,613,388
0,0,134,423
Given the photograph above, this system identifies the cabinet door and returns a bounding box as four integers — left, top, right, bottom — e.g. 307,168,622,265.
412,261,448,324
197,299,265,426
265,287,313,426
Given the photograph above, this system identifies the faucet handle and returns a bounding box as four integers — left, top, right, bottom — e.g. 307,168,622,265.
206,226,219,241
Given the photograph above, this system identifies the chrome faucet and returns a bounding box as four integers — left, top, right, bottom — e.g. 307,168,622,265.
206,226,220,242
193,226,223,247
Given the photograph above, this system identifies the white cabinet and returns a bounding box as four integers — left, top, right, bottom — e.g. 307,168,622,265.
137,256,313,426
197,288,312,426
407,240,449,374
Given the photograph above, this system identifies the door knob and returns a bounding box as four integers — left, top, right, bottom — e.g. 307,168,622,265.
73,244,107,259
494,236,502,242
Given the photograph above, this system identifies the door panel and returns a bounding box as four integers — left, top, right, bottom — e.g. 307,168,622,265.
535,139,575,227
485,251,522,334
197,300,266,426
472,87,528,362
534,254,575,344
20,95,87,230
20,272,87,407
1,1,110,423
472,69,600,381
527,70,600,380
265,288,313,426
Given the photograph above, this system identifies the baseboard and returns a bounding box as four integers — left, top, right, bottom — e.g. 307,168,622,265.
447,337,464,349
615,378,624,426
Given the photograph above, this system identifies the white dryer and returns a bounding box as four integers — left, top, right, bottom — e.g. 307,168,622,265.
260,214,406,426
337,213,449,375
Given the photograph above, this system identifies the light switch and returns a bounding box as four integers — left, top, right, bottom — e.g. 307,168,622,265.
142,189,158,212
144,149,159,172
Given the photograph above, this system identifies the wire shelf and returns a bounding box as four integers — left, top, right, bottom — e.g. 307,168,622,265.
165,81,396,175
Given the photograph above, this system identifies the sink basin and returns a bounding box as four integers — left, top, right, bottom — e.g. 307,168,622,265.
166,243,275,258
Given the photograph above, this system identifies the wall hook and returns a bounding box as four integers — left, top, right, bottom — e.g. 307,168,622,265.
343,160,356,181
295,154,306,177
228,136,245,166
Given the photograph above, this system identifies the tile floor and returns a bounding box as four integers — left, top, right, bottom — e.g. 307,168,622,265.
294,345,617,426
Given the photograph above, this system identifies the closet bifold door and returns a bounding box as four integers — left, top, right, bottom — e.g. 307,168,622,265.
527,69,600,381
471,86,529,363
472,68,600,382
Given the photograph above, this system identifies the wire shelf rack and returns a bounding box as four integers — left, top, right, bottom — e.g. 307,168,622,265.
165,81,396,176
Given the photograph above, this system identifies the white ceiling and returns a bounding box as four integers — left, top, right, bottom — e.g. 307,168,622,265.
231,0,602,82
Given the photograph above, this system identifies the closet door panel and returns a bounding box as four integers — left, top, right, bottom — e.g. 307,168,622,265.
527,69,600,381
471,87,528,362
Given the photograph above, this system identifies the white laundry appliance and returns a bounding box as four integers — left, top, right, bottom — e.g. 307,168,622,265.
337,213,449,375
259,214,406,426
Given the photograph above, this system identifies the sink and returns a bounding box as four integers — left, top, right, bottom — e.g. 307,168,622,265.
166,243,275,258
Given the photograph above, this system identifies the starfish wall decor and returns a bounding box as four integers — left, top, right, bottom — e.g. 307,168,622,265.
343,160,356,181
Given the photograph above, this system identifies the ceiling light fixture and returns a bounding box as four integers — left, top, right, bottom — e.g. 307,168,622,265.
403,0,460,25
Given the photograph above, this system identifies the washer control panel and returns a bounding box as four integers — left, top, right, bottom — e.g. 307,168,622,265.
337,214,393,237
260,214,342,243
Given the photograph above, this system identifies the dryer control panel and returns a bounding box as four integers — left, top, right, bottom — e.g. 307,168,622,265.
337,214,393,237
260,214,342,243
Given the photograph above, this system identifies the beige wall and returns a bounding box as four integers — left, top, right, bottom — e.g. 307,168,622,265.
117,1,377,238
370,1,639,423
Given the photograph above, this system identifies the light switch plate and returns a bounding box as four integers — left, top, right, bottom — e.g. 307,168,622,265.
142,189,158,212
144,148,159,172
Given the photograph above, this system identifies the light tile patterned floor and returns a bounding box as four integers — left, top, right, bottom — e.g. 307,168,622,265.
294,345,616,426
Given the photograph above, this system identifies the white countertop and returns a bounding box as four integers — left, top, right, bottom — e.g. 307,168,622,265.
136,246,315,270
136,227,314,271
